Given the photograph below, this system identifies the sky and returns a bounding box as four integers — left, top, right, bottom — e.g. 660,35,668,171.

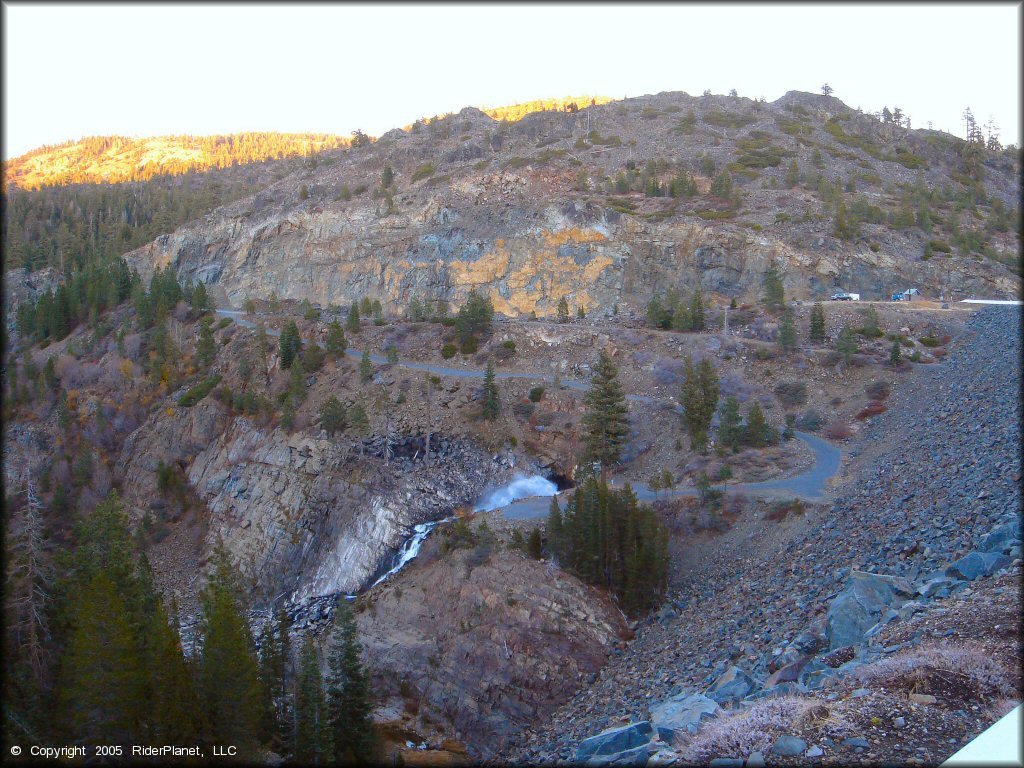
2,3,1020,159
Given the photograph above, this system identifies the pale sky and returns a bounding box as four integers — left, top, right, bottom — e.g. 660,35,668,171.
2,3,1020,159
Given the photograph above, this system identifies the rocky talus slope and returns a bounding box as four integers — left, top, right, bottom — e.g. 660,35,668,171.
513,306,1021,764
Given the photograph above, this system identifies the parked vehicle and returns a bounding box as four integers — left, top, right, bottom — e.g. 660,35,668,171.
830,292,860,301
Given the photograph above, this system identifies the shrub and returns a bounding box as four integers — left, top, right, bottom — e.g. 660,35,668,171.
411,162,436,182
773,381,808,407
850,642,1014,699
459,336,479,355
178,374,222,407
918,335,941,347
824,419,852,439
794,409,823,432
512,400,534,418
441,343,457,359
855,402,887,420
528,386,545,403
864,381,890,401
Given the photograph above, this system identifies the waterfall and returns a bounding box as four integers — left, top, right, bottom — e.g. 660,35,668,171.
472,475,559,513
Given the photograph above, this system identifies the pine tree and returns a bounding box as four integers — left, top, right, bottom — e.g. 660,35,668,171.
347,302,361,333
348,401,370,454
325,321,347,359
777,309,797,353
481,359,500,420
57,571,145,745
546,496,563,560
279,321,301,369
295,636,333,765
327,601,376,763
581,350,630,468
381,165,394,188
718,396,743,453
762,263,785,311
527,528,543,559
744,401,771,448
836,325,858,362
689,287,705,331
681,355,719,453
144,599,200,744
710,171,733,199
360,297,373,316
889,339,903,366
809,303,826,344
258,608,292,752
191,281,209,314
557,296,571,323
198,545,263,757
359,350,373,383
320,396,346,436
197,316,216,367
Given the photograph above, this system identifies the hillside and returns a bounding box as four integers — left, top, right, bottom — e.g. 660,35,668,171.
117,90,1020,317
1,132,353,190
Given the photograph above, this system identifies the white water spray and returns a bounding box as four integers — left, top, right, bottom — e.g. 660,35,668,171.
473,475,559,513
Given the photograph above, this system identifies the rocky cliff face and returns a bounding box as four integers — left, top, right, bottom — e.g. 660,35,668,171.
119,398,508,603
354,542,630,757
124,91,1020,313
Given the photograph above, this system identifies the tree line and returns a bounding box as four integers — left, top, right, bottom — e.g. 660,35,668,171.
4,492,377,763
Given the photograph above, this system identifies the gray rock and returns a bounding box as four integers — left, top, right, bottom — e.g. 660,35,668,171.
945,551,1011,581
746,752,766,768
771,734,807,756
650,692,720,741
708,759,744,768
576,722,654,763
586,744,652,767
980,522,1020,554
806,745,824,758
825,570,913,650
842,737,870,749
706,666,755,703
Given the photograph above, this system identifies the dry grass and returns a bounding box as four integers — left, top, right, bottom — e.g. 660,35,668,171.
850,642,1016,700
685,695,852,761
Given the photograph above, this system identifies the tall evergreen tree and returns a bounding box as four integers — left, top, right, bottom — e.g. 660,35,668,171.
481,359,500,420
258,609,292,753
762,263,785,311
681,355,719,453
57,572,145,745
836,325,858,363
717,396,743,453
325,320,347,359
359,350,373,383
744,401,773,448
777,309,797,353
191,281,210,314
197,316,216,367
689,286,705,331
546,496,564,560
889,338,903,366
294,636,332,765
347,302,361,333
809,302,826,344
198,545,263,758
144,599,200,744
581,350,630,469
327,602,376,763
279,321,301,370
557,296,571,323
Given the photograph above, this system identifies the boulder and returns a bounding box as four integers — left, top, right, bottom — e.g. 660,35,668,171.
586,744,652,767
825,570,914,650
650,692,721,742
945,551,1011,581
980,522,1020,554
770,735,807,756
576,722,654,763
706,666,755,703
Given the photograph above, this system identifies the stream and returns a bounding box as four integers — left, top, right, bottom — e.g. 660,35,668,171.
216,309,843,587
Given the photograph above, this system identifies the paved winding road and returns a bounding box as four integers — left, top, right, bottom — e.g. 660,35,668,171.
215,310,843,516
